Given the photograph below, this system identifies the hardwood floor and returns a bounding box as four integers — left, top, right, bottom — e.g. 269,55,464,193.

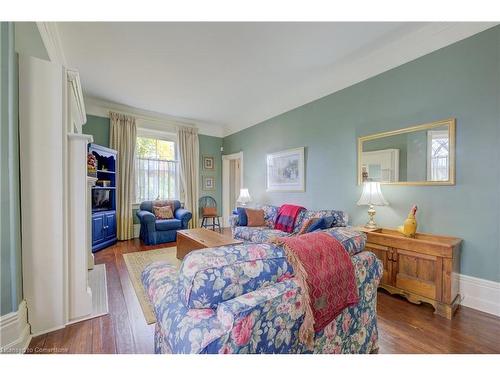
27,234,500,354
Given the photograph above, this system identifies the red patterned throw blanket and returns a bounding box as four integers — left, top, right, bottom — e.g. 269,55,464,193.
273,232,359,350
274,204,305,233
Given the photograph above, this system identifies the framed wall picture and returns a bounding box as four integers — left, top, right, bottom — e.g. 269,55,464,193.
266,147,305,192
203,155,215,170
202,176,215,191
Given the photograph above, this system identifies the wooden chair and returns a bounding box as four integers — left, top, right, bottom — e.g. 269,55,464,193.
199,196,221,232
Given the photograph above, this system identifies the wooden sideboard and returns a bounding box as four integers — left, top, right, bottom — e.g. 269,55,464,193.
357,227,462,319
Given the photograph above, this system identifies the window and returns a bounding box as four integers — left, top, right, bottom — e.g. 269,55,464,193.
427,130,449,181
135,135,178,202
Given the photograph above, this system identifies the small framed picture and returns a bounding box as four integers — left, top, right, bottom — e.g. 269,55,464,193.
203,156,215,170
202,176,215,191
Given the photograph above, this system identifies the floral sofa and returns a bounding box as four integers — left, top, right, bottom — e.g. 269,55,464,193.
229,205,349,243
141,227,383,354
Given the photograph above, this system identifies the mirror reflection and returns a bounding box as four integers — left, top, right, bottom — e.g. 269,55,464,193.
358,119,455,185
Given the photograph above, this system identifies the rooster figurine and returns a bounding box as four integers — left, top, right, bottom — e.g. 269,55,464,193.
398,205,418,238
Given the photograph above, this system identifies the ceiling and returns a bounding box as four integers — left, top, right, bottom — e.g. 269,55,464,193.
57,22,495,136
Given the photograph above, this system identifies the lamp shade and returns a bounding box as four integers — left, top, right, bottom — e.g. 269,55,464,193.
357,182,388,206
237,188,252,204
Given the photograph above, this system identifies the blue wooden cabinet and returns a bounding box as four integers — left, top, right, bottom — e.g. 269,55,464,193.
92,210,117,252
89,144,118,252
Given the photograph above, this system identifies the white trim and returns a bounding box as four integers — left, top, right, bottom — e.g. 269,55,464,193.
0,300,31,354
222,152,244,226
459,274,500,317
134,223,141,239
137,127,177,142
84,96,226,138
36,22,66,65
67,69,87,127
426,129,450,181
223,22,497,136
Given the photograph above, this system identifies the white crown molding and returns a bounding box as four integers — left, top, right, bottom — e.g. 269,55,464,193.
459,274,500,317
0,300,31,354
223,22,498,136
84,95,226,138
36,22,66,65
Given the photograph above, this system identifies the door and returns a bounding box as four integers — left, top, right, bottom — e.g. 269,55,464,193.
222,152,244,226
92,213,105,245
394,248,439,300
365,243,394,286
104,211,116,240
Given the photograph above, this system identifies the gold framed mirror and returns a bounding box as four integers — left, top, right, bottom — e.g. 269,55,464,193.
357,118,456,186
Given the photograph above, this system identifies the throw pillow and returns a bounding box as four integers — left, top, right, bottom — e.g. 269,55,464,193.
153,205,174,220
236,207,248,226
202,207,218,217
245,208,266,227
153,199,175,214
297,217,319,235
306,218,327,233
323,215,337,228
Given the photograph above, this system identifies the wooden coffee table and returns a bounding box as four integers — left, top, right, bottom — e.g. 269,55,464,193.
176,228,243,260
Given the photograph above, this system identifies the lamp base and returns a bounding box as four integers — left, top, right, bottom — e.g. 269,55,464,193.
365,205,378,229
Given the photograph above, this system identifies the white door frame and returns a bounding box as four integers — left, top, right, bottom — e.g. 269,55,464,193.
222,152,244,226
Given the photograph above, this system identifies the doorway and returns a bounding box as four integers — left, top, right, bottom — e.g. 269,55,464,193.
222,152,243,226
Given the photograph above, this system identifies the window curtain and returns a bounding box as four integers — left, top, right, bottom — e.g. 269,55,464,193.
177,126,199,228
110,111,137,240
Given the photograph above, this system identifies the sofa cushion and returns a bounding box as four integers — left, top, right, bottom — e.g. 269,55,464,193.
155,219,182,231
323,227,366,256
302,210,348,228
233,226,290,243
260,205,279,228
178,243,294,309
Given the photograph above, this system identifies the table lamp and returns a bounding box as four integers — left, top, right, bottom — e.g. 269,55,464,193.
357,181,388,229
237,188,252,207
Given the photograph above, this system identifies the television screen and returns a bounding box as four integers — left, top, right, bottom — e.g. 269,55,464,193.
92,189,111,211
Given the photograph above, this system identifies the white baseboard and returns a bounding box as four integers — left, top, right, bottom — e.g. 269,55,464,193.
459,274,500,317
0,300,32,354
134,223,140,238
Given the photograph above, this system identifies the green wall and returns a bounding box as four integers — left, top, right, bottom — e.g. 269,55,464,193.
1,23,22,315
84,114,110,147
199,134,223,213
223,26,500,283
83,115,223,221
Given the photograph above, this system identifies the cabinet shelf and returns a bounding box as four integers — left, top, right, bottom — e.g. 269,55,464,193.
97,170,116,174
92,186,116,190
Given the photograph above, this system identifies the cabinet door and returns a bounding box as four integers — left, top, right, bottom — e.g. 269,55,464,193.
104,212,116,240
365,242,394,286
92,214,105,245
394,249,440,301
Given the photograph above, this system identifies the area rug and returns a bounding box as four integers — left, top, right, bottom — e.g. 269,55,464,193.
123,247,181,324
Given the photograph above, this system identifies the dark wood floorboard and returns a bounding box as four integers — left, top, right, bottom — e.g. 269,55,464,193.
27,230,500,354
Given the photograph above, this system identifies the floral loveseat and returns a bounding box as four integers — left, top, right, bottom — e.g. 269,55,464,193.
229,205,349,243
141,227,383,354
